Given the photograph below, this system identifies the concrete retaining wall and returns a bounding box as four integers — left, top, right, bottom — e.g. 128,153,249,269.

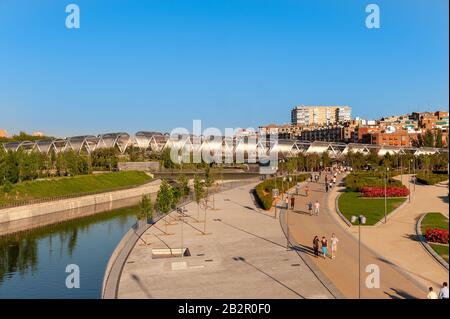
0,180,161,236
118,161,160,171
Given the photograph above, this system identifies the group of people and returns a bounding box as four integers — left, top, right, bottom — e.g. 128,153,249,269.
313,233,339,259
324,170,339,193
306,200,320,216
427,282,449,299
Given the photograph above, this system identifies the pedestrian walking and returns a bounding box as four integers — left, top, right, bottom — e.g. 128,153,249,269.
325,183,329,193
285,196,289,209
439,282,449,299
330,233,339,259
314,200,320,216
290,196,295,210
321,237,328,258
307,201,313,215
332,176,336,185
305,185,309,197
313,236,320,257
427,287,438,299
310,175,313,182
315,174,319,183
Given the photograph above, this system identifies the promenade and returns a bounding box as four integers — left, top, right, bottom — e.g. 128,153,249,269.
287,173,428,299
117,182,335,299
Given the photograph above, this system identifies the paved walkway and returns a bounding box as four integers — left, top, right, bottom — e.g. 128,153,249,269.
287,173,428,299
117,182,334,299
356,175,448,291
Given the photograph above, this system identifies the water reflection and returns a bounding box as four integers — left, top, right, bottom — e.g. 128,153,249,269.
0,206,138,298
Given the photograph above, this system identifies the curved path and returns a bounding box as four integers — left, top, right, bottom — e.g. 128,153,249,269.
287,173,428,299
356,175,448,290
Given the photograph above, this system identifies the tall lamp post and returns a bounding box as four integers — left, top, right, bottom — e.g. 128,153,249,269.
408,159,411,203
177,206,188,259
384,167,389,224
351,214,367,299
286,176,292,250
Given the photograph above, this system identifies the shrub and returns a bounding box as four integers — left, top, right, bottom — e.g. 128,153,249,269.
345,171,402,191
2,181,13,193
425,228,449,244
255,174,310,210
359,186,409,197
416,172,448,185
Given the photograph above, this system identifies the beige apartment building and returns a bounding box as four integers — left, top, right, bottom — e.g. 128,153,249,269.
291,105,352,126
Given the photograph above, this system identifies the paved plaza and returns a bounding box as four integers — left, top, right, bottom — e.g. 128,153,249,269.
118,182,335,299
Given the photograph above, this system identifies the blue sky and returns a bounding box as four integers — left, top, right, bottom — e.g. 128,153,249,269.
0,0,448,137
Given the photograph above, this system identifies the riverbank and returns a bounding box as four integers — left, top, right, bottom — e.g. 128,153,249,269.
0,171,152,208
0,179,161,236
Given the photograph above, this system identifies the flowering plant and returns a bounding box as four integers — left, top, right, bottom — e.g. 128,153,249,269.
359,186,409,197
425,228,449,244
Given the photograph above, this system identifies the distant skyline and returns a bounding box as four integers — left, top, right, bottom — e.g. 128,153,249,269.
0,0,448,137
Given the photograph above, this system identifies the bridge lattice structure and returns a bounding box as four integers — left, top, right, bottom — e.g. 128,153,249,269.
1,131,447,162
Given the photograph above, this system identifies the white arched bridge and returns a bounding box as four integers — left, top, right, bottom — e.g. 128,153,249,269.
1,131,447,162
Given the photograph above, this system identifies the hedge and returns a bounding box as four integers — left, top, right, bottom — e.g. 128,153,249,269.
344,171,402,192
416,172,449,185
255,174,310,210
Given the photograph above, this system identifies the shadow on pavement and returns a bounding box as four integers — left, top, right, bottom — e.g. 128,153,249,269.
438,195,449,203
216,219,286,249
232,256,305,299
130,274,153,298
384,288,417,299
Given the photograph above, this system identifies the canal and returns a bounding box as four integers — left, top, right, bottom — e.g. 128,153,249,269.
0,206,139,299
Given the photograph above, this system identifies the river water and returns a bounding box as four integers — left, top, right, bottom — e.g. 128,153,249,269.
0,206,138,299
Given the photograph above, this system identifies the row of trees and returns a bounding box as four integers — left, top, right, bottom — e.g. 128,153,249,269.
275,150,448,178
0,148,120,187
136,169,217,235
416,129,445,148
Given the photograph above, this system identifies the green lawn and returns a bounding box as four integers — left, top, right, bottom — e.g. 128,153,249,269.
429,244,449,263
338,191,406,225
421,212,449,233
420,212,449,263
0,171,152,206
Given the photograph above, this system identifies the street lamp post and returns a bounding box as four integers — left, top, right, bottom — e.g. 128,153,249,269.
408,159,411,203
400,155,403,184
177,206,187,259
351,214,367,299
384,167,389,224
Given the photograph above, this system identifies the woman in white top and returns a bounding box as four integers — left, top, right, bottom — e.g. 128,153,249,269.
330,233,339,259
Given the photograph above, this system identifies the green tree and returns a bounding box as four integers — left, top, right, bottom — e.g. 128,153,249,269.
424,130,434,147
177,174,190,197
137,194,154,225
193,175,205,220
435,130,443,148
156,180,174,233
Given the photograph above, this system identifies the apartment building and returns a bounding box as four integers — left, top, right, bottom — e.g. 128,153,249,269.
291,105,352,126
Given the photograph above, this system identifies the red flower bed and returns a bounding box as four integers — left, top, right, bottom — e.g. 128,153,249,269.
359,186,409,197
425,228,449,244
